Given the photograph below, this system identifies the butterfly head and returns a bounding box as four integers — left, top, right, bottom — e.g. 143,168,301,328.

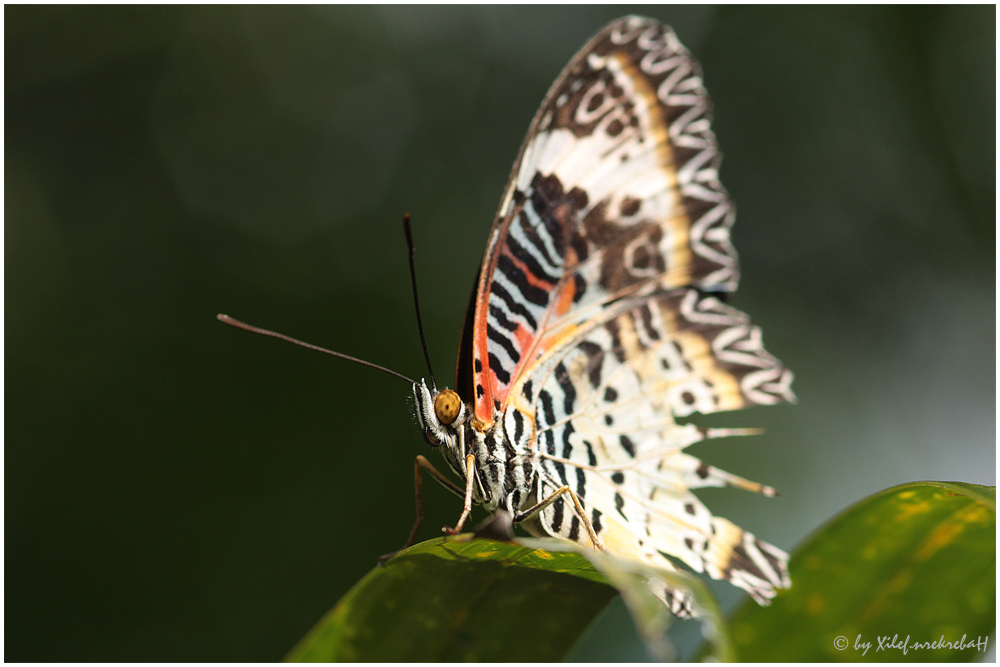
412,379,466,448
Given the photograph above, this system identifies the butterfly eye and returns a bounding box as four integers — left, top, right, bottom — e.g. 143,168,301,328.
434,389,461,425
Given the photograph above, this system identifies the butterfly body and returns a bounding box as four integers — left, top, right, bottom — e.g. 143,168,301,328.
413,380,535,516
411,16,794,617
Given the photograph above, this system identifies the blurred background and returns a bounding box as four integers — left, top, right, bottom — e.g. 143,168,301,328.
6,5,994,661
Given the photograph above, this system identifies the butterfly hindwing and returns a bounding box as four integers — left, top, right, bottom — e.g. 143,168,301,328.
521,288,792,606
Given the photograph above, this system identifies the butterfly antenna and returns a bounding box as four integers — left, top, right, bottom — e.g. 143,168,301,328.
403,213,437,388
217,314,415,385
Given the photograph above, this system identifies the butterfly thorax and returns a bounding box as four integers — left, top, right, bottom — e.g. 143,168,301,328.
412,379,537,514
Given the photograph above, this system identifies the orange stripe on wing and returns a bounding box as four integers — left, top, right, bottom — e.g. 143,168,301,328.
502,247,556,293
474,245,559,423
472,235,501,426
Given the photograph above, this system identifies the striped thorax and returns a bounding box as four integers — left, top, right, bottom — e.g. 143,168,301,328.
413,380,538,514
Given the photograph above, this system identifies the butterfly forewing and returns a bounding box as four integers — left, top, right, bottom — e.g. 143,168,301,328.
455,16,794,613
470,17,742,423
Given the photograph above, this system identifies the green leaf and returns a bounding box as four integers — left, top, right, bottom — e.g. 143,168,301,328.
285,537,617,662
286,533,734,662
518,536,734,661
724,481,996,661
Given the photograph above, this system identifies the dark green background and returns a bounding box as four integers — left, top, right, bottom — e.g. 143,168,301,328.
6,5,994,661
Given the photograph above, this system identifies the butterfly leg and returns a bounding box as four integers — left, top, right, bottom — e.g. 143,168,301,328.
513,485,610,554
379,455,464,565
443,453,476,535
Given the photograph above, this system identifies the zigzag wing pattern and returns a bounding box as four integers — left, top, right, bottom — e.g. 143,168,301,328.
519,288,792,609
469,16,739,424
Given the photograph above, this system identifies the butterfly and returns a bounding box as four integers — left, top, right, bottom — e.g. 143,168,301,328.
408,16,795,616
